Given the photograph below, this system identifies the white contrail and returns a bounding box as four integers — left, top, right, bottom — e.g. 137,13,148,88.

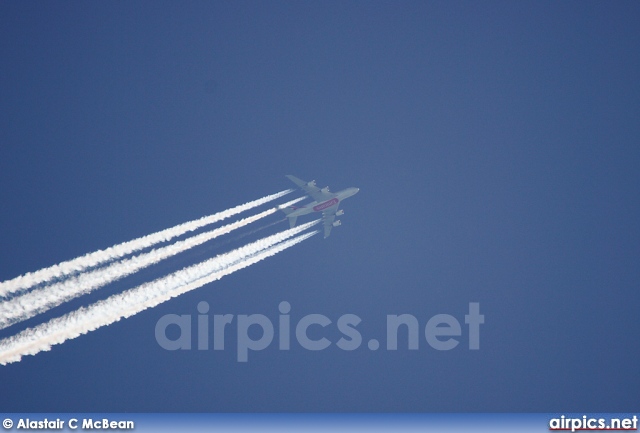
0,228,318,365
0,197,305,330
0,189,294,298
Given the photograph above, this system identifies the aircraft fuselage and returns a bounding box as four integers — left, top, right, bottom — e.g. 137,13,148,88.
286,187,358,217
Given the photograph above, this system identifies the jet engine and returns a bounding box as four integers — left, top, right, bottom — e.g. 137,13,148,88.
307,180,316,187
336,209,344,216
321,186,330,193
332,220,342,227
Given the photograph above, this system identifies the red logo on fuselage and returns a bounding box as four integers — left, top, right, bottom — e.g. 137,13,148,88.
313,198,339,212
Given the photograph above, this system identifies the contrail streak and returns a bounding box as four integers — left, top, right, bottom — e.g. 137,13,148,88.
0,227,318,365
0,197,305,330
202,217,288,253
0,189,293,298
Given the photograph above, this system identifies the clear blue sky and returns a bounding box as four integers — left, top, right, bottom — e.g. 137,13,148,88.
1,1,639,412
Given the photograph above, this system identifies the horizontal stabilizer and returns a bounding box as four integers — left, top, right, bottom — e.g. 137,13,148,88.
288,216,298,228
280,206,296,215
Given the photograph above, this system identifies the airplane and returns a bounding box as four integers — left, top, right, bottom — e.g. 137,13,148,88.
281,175,359,238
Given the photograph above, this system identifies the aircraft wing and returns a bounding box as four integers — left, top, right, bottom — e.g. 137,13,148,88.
323,213,336,239
322,201,343,238
286,175,333,202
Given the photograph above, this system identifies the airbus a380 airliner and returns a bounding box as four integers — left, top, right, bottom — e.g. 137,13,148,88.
281,175,359,238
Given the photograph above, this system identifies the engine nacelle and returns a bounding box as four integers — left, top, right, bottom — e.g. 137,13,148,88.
332,220,342,227
307,180,316,187
336,209,344,216
321,186,330,193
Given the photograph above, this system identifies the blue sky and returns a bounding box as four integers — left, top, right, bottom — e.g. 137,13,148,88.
1,1,639,412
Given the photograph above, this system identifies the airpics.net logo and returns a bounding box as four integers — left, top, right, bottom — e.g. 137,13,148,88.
154,302,484,361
